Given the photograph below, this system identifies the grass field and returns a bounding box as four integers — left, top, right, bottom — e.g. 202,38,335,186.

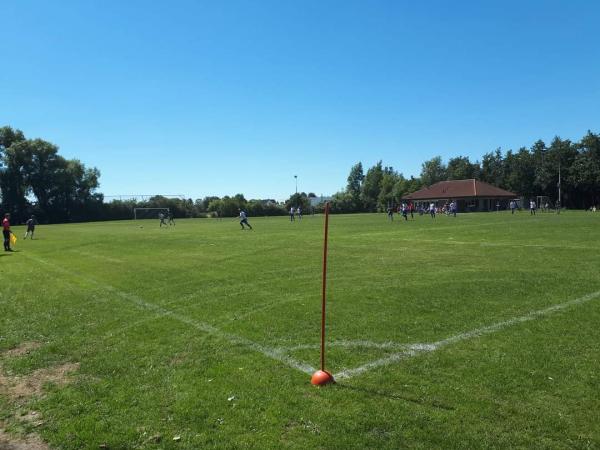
1,211,599,449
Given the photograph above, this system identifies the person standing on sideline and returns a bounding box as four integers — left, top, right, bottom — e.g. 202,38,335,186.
429,202,436,218
530,200,536,215
239,209,253,230
24,215,37,239
3,213,14,251
289,206,295,222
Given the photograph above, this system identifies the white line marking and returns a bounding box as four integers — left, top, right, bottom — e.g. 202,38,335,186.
410,238,591,251
66,248,125,263
335,290,600,380
23,254,316,375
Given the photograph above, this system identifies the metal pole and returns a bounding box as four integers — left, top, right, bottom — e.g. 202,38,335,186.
557,160,561,214
294,175,298,194
320,202,330,371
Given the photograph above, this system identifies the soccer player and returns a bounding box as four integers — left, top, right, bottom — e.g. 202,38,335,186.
158,212,168,227
401,203,409,221
450,201,457,217
24,215,37,239
3,213,14,251
297,207,302,220
529,200,536,215
387,206,394,221
289,206,295,222
408,201,414,219
510,200,516,214
429,202,436,218
239,209,253,230
168,211,175,226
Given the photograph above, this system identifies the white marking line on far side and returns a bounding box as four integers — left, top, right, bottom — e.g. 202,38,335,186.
335,289,600,380
23,254,316,376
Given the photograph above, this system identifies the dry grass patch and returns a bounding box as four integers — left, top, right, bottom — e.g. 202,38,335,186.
0,343,80,450
0,363,80,400
0,427,51,450
2,342,42,358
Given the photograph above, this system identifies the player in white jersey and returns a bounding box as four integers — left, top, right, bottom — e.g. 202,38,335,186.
239,209,253,230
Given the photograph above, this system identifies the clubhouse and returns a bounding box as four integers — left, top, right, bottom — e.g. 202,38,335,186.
403,179,517,212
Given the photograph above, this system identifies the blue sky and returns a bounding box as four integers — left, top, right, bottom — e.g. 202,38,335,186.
1,0,599,200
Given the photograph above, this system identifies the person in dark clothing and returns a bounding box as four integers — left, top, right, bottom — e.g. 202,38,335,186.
3,213,14,251
24,215,37,239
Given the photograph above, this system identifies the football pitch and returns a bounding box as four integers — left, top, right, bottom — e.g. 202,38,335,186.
1,211,599,449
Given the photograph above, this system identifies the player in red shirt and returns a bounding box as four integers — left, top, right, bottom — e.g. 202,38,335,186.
3,213,13,251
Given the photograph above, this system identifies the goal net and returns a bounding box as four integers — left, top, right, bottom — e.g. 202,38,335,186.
134,207,170,220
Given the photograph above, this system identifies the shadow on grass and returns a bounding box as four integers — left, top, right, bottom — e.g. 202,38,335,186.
334,382,455,411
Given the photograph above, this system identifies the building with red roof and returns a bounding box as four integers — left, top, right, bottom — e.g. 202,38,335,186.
403,179,517,212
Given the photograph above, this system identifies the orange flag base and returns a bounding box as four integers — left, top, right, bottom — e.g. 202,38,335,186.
311,369,334,386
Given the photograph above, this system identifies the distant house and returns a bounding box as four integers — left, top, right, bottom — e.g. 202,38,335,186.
309,196,333,207
403,179,517,212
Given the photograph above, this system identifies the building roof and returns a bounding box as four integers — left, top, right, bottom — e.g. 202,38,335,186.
403,179,516,200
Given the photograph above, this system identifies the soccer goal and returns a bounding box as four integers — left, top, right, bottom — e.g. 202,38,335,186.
133,207,170,220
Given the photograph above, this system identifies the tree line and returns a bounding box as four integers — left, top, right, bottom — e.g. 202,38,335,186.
2,125,599,222
330,131,600,213
103,192,318,220
0,127,103,223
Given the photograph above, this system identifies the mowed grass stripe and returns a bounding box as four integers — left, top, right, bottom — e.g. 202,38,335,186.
20,252,316,375
335,288,600,379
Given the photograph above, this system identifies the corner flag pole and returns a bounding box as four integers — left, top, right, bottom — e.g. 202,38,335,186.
311,202,334,385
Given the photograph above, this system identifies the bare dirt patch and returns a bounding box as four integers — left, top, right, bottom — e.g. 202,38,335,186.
2,342,42,358
0,363,80,400
0,426,50,450
0,358,78,450
19,411,45,428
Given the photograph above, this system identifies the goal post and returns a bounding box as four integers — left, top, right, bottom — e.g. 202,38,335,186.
133,207,170,220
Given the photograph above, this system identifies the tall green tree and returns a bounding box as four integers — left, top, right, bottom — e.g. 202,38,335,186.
420,156,447,186
346,162,364,211
569,131,600,207
377,167,400,210
503,148,535,198
361,161,384,211
480,148,505,187
446,156,480,180
0,143,30,218
0,126,26,161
